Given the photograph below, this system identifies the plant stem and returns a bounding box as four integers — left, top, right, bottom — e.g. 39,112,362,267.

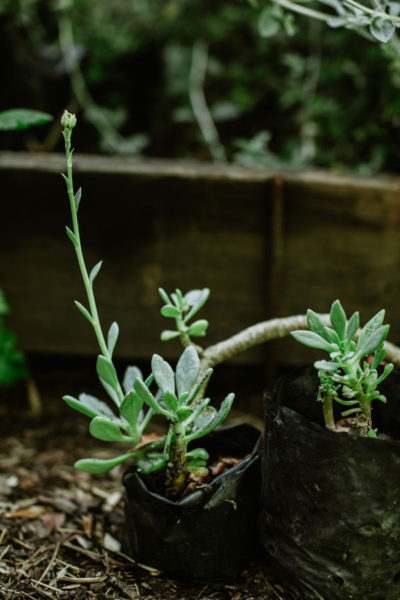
165,421,187,498
322,396,336,431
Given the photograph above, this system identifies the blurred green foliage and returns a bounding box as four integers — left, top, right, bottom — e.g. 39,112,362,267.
0,289,27,386
1,0,399,172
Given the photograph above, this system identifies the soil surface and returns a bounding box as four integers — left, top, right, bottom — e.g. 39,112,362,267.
0,362,289,600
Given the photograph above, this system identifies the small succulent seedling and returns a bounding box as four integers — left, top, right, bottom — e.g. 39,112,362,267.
61,112,234,497
291,300,394,436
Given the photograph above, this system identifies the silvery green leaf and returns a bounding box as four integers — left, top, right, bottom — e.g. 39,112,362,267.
89,416,132,442
184,288,210,321
97,355,119,391
158,288,170,304
123,365,143,394
65,226,78,247
163,390,178,413
134,377,174,419
186,393,235,442
307,309,338,343
314,360,338,371
151,354,175,394
160,330,180,342
185,447,209,461
120,391,143,442
100,378,120,407
187,320,209,337
346,311,359,344
330,300,347,339
75,453,133,474
63,393,115,419
376,363,394,385
161,305,181,318
176,346,200,397
74,188,82,211
107,321,119,357
389,2,400,16
177,406,192,420
356,325,389,357
89,261,102,284
370,18,395,43
74,301,94,325
357,310,385,350
370,346,386,369
137,455,167,474
291,330,336,353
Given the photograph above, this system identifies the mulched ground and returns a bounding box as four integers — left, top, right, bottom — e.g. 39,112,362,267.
0,362,290,600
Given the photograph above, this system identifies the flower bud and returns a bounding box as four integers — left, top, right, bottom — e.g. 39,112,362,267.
61,110,77,130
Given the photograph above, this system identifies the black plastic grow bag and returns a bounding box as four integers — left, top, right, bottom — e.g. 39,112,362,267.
122,423,261,582
260,365,400,600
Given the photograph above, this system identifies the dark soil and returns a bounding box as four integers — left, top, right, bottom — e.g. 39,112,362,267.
0,364,289,600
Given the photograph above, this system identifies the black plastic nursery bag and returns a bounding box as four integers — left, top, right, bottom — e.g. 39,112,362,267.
122,423,261,582
260,366,400,600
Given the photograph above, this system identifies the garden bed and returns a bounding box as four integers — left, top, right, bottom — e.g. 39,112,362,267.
0,355,287,600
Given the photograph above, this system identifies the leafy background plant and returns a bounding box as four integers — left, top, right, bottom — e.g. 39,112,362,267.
1,0,400,172
0,287,27,386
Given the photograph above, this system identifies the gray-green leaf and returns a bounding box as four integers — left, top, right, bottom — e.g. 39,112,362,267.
370,18,395,43
97,355,119,392
89,261,102,284
330,300,347,339
63,393,116,419
187,320,209,337
75,453,133,474
0,109,53,130
122,365,143,394
291,330,336,353
176,346,200,397
89,416,132,442
151,354,175,394
356,325,389,358
160,330,180,342
107,321,119,357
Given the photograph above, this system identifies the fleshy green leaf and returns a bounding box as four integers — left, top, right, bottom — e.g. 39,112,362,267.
161,305,181,318
186,393,235,442
0,109,53,130
75,453,133,474
346,312,360,344
107,321,119,357
330,300,347,339
161,330,180,342
89,416,132,442
89,261,102,284
187,464,208,477
63,393,116,419
99,377,120,407
314,360,338,372
134,377,174,419
65,226,78,247
356,325,389,358
158,288,170,304
74,188,82,211
122,365,143,394
291,330,336,353
120,391,143,440
307,309,337,344
137,455,167,474
151,354,175,394
163,390,178,413
187,320,209,337
184,289,210,321
370,18,395,43
185,447,209,461
74,301,94,325
96,355,119,391
357,310,385,349
176,346,200,397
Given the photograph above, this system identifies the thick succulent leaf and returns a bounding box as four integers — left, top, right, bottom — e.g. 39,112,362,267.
345,311,360,344
158,288,170,304
186,464,208,477
184,288,210,321
357,310,385,349
356,325,389,358
307,309,337,343
160,330,180,342
376,363,394,385
314,360,338,372
370,18,395,43
187,320,208,337
122,365,143,394
97,355,119,392
63,393,115,419
134,377,175,419
74,188,82,212
330,300,347,339
177,406,192,420
107,322,119,357
291,330,336,353
75,453,133,474
74,301,94,325
161,305,181,318
151,354,175,394
137,455,167,474
120,391,143,440
176,346,200,397
183,397,211,428
99,377,120,407
186,393,235,442
185,447,209,461
89,416,132,442
163,390,178,413
89,260,102,284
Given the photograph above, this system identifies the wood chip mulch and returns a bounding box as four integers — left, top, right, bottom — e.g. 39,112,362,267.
0,392,289,600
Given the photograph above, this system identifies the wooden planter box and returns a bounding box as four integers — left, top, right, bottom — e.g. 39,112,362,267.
1,152,400,367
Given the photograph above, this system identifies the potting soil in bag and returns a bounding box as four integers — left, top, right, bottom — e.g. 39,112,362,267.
260,366,400,600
